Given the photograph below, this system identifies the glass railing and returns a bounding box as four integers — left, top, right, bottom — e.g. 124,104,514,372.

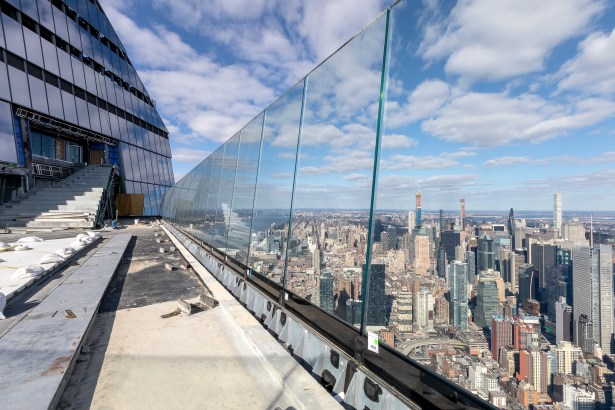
160,0,615,408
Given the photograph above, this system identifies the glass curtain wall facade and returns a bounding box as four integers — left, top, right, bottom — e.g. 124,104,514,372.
0,0,173,214
161,0,614,408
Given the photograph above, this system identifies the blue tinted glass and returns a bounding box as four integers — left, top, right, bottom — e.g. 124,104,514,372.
8,66,32,108
0,100,17,163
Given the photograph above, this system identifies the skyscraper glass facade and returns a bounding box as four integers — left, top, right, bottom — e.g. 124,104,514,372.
159,0,615,408
0,0,173,215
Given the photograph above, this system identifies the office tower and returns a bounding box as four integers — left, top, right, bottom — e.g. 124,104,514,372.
562,220,587,246
545,264,569,321
439,209,445,236
575,314,594,354
477,234,495,272
475,279,500,330
530,243,557,292
415,192,422,227
441,230,461,262
319,271,334,314
466,250,477,284
573,245,613,354
434,295,449,325
555,297,573,344
413,235,430,275
0,1,173,214
553,193,562,236
563,385,596,410
459,199,465,230
396,287,413,333
386,226,397,250
374,218,384,242
364,264,386,326
507,208,516,245
447,260,468,331
312,246,321,273
436,246,447,278
518,264,537,303
408,211,415,233
491,316,512,361
413,290,434,330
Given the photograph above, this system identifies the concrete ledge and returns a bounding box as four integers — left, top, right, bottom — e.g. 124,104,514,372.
163,226,341,410
0,234,132,410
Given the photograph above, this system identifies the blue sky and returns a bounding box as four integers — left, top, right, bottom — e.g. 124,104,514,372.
102,0,615,211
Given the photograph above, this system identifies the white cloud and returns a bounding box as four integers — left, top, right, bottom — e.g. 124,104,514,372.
557,28,615,95
593,152,615,163
421,91,615,147
383,155,459,170
483,156,531,167
171,148,211,164
419,0,604,82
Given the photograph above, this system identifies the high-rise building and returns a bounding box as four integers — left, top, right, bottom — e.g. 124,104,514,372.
441,230,461,263
575,314,594,354
562,220,587,246
491,316,512,361
530,243,557,291
478,234,495,272
447,260,468,331
0,0,173,214
408,210,416,233
518,264,537,304
318,271,334,314
415,192,422,228
553,341,582,375
386,226,397,250
436,246,447,278
460,199,465,230
364,264,386,326
412,235,430,275
573,245,613,354
413,289,434,330
553,193,562,236
555,297,573,344
396,287,413,333
475,279,500,330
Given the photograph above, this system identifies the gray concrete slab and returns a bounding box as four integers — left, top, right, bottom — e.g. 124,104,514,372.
0,234,132,410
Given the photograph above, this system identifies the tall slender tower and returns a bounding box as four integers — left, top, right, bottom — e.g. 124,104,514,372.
415,193,422,228
553,193,562,236
460,199,466,230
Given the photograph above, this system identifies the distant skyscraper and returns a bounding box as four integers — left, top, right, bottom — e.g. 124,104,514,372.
397,287,413,333
413,235,430,275
447,260,468,331
460,199,466,230
553,193,562,236
573,245,613,354
478,234,495,272
364,264,386,326
437,247,447,278
415,193,422,227
507,208,516,246
386,226,397,250
439,209,445,235
413,290,434,330
408,211,416,233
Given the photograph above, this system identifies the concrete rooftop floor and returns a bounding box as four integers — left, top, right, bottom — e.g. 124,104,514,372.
0,221,338,410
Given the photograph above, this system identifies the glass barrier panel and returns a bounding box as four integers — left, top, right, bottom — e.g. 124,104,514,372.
204,147,224,244
286,14,387,329
213,133,239,251
248,80,305,283
226,114,263,263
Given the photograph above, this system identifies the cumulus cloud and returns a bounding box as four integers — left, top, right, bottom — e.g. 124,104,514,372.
419,0,604,82
557,28,615,95
420,91,615,147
